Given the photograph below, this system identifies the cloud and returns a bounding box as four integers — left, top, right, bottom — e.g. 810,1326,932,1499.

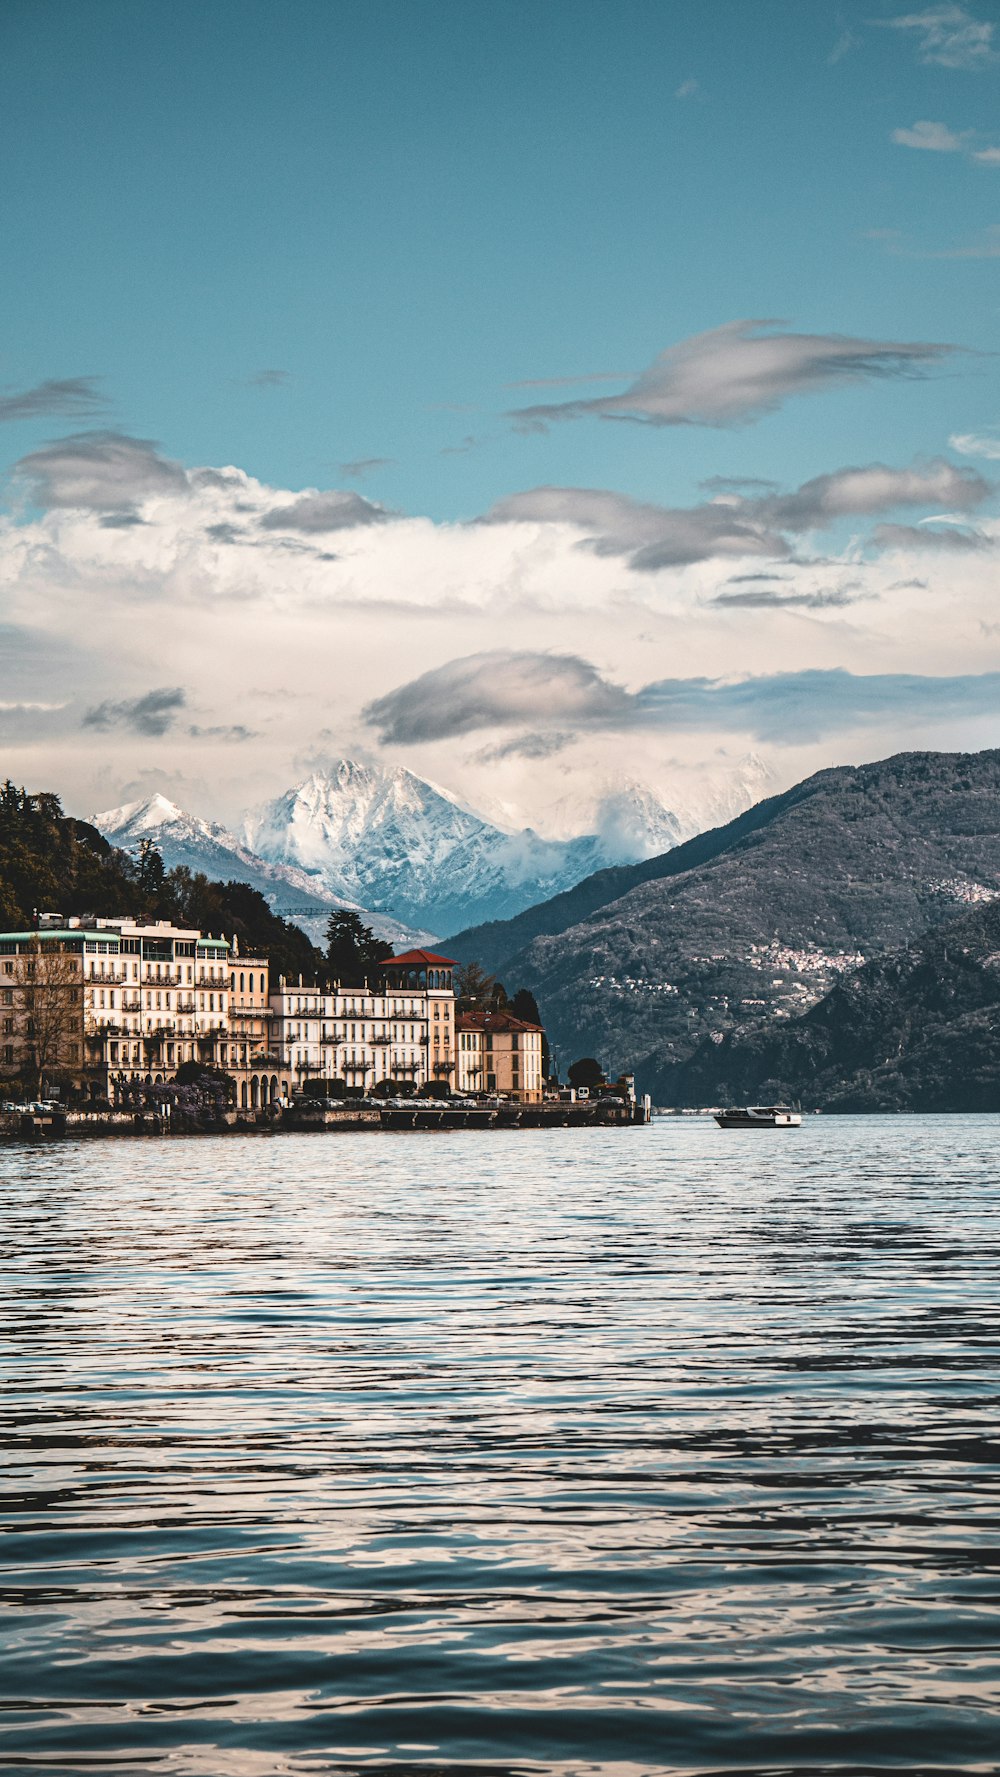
874,6,996,70
0,699,68,713
635,666,1000,740
247,369,290,387
365,649,1000,746
259,488,390,532
891,118,1000,159
82,687,187,736
472,730,574,763
15,431,188,512
892,119,966,150
700,474,780,494
486,484,788,568
711,583,863,609
927,223,1000,257
508,319,960,431
829,27,861,62
870,520,993,549
0,376,107,424
187,723,258,741
441,434,479,456
674,77,702,99
483,460,990,571
951,428,1000,458
339,457,395,478
364,650,630,744
764,458,990,527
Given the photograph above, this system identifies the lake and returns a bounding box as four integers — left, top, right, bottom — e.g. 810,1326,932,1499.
2,1118,998,1774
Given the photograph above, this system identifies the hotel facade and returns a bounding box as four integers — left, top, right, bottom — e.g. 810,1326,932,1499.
0,926,544,1106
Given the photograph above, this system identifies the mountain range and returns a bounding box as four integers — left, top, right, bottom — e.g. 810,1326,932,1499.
91,790,428,952
445,749,1000,1097
95,757,733,941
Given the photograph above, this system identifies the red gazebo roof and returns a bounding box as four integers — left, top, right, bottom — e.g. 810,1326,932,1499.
381,948,457,967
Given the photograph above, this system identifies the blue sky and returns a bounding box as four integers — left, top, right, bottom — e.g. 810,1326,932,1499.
2,0,1000,830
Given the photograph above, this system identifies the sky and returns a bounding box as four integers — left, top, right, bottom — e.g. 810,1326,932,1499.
2,0,1000,836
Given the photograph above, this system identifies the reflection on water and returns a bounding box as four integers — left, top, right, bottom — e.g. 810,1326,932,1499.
2,1119,999,1774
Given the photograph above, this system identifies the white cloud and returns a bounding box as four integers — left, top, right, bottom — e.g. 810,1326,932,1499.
891,119,1000,160
951,428,1000,458
2,435,1000,830
876,6,997,70
892,119,966,150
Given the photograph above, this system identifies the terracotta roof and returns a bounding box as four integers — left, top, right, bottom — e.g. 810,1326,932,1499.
380,948,457,967
456,1008,543,1033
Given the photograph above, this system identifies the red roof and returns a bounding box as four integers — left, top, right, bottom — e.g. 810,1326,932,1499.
457,1008,543,1033
381,948,456,967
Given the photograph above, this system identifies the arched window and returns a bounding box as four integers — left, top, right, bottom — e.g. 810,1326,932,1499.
248,973,254,995
230,973,235,991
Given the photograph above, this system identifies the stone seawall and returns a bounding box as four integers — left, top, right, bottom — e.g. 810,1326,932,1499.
2,1100,649,1141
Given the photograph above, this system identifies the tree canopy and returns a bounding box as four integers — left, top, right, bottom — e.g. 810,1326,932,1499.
568,1056,606,1088
324,910,384,985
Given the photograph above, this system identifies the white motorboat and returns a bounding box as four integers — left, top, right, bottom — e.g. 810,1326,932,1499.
714,1105,801,1129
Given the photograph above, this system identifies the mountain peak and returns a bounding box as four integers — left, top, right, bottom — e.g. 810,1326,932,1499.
92,790,193,833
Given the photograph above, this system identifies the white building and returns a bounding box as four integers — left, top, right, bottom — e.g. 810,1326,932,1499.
0,915,230,1098
268,950,457,1096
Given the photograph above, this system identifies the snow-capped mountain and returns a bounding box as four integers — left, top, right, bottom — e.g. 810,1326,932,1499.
242,761,623,935
93,756,771,947
91,792,431,951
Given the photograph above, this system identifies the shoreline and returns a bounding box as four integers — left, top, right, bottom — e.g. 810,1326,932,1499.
2,1099,652,1142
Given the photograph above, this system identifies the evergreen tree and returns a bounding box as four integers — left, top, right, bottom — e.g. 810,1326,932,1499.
510,987,541,1024
325,910,384,985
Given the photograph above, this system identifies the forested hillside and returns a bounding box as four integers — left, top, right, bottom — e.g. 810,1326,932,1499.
669,898,1000,1112
0,781,324,981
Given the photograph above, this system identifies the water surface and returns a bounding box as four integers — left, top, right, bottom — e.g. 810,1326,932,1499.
2,1119,999,1774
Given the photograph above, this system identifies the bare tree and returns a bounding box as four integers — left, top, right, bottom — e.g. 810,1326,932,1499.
20,938,82,1095
454,960,495,1008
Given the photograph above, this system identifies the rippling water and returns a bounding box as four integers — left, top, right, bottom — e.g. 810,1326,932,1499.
2,1119,999,1775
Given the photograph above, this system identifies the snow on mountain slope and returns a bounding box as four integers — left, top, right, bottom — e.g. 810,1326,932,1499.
94,755,771,949
241,760,689,934
91,793,431,950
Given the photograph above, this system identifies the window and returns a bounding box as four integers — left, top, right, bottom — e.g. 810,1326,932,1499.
2,1019,11,1036
1,990,11,1007
2,1045,12,1065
